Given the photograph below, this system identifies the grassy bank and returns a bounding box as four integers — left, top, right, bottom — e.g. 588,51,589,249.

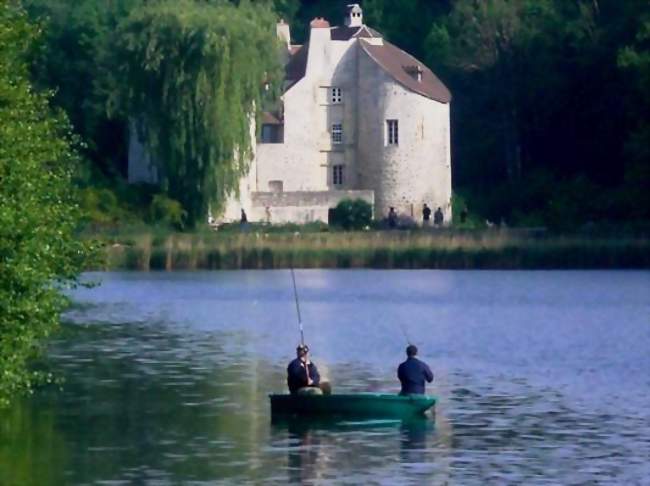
89,227,650,270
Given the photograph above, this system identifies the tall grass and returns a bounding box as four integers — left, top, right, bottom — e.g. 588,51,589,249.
93,228,650,270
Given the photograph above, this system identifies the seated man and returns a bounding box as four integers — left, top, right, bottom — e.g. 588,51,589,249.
287,344,321,395
397,344,433,395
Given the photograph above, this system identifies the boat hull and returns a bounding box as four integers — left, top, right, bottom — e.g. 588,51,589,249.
269,393,436,419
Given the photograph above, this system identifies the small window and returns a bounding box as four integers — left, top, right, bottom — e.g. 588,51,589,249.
386,119,399,145
330,87,342,104
333,165,344,186
261,124,283,143
332,123,343,144
268,180,283,193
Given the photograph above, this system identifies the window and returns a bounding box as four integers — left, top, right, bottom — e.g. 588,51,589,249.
332,123,343,144
386,119,399,145
261,124,283,143
330,87,342,104
333,165,344,186
268,180,283,193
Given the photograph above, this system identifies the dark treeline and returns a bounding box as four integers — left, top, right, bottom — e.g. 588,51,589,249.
22,0,650,228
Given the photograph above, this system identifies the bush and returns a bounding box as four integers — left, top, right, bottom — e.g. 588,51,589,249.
148,194,187,230
331,199,373,230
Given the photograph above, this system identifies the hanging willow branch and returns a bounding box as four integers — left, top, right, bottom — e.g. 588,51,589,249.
108,0,282,225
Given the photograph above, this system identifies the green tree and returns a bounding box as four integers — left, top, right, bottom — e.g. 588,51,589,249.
24,0,141,180
618,13,650,219
107,0,282,226
332,199,372,230
0,1,93,407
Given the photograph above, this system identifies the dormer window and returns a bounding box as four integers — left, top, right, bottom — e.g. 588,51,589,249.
404,65,423,83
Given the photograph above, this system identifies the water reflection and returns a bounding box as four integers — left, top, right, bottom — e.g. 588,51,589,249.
1,270,648,485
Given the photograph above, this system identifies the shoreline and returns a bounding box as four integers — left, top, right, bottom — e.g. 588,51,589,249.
89,229,650,270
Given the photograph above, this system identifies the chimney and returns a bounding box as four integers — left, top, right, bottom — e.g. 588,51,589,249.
306,18,331,77
310,17,330,29
276,19,290,50
345,4,363,28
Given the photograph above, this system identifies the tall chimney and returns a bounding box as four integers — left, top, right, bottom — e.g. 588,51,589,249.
345,4,363,28
276,19,290,50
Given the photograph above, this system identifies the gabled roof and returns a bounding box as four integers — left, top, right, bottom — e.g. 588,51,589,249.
330,25,380,41
282,24,451,103
285,43,308,84
261,112,282,125
359,38,451,103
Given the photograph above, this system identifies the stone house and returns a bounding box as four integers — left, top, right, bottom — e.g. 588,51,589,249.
130,4,452,225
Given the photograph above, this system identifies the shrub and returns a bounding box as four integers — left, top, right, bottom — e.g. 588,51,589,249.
331,199,373,230
148,194,187,230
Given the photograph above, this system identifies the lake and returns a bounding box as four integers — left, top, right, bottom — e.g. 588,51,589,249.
1,270,649,485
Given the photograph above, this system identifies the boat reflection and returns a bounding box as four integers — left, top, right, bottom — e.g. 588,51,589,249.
271,415,437,483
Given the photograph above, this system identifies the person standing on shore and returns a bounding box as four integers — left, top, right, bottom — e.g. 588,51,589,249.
433,207,443,226
388,207,397,229
422,204,431,227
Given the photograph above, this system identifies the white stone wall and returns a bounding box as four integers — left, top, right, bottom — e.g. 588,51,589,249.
357,46,452,222
255,28,359,194
251,190,373,224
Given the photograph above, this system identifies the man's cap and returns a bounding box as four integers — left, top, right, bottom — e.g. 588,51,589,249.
297,344,309,353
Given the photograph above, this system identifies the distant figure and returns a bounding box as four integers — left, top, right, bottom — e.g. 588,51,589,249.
240,208,248,224
460,206,468,224
287,344,321,395
433,207,444,226
388,207,397,229
265,205,271,224
397,344,433,395
422,204,431,226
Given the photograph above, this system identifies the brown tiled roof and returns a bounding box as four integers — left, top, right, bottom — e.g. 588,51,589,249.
310,17,330,28
359,38,451,103
262,112,282,125
285,43,307,82
330,25,380,41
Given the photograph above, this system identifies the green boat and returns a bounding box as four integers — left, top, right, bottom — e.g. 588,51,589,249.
269,393,436,419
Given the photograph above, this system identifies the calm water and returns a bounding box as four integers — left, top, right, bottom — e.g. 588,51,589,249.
1,270,649,485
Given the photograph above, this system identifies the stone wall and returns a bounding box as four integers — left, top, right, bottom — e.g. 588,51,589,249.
250,190,374,224
356,43,452,222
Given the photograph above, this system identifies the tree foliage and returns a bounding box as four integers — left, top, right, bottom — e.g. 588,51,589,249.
107,0,282,226
21,0,650,228
0,1,93,407
332,199,372,230
23,0,139,179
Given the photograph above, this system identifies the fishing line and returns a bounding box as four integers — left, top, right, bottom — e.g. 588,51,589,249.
399,321,412,346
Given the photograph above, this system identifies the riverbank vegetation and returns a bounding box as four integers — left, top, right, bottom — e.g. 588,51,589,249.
0,2,93,407
94,227,649,270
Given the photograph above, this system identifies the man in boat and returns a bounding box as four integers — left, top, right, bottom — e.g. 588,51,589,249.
397,344,433,395
287,344,322,395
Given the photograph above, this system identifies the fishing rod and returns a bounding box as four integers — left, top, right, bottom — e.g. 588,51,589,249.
290,267,304,346
399,321,412,346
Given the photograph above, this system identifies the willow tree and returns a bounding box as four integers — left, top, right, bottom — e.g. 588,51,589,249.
108,0,282,226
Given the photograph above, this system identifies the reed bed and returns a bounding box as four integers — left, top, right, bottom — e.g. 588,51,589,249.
95,229,650,270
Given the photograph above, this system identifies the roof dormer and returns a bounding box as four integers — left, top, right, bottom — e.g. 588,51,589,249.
404,65,423,83
345,4,363,28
